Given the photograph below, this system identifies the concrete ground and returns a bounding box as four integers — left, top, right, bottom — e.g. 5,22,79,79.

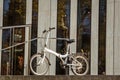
0,75,120,80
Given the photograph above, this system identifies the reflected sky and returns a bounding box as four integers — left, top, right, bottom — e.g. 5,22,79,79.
4,0,10,14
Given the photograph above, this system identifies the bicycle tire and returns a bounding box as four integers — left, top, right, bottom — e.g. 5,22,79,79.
30,54,49,75
71,55,89,75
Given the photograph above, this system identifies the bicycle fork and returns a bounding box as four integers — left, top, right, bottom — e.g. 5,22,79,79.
37,52,46,65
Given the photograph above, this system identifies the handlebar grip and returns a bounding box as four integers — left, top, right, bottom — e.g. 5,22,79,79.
49,27,55,30
42,27,55,33
43,30,46,33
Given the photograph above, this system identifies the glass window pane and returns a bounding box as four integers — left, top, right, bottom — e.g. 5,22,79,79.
13,45,25,75
56,0,70,75
1,49,11,75
2,27,25,75
98,0,106,75
31,0,38,56
2,29,11,49
3,0,26,26
30,0,38,75
1,29,11,75
13,28,25,75
2,0,26,75
77,0,91,75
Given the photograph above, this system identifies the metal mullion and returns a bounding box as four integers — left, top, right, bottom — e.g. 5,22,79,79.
11,27,15,75
9,28,12,75
0,0,3,75
24,0,32,75
0,24,31,30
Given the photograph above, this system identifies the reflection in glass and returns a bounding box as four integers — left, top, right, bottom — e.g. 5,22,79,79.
56,0,70,75
31,0,38,56
30,0,38,75
1,28,25,75
3,0,26,26
98,0,106,75
14,28,25,43
2,29,11,48
13,28,25,75
77,0,91,74
1,29,12,75
1,49,11,75
13,45,24,75
2,0,26,75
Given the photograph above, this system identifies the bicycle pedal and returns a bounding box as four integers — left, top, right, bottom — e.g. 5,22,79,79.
61,65,66,69
49,63,51,65
60,63,67,68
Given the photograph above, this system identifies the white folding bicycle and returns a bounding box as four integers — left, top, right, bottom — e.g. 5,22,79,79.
30,27,89,75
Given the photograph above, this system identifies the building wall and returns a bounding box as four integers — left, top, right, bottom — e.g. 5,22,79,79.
114,0,120,75
0,0,3,75
0,0,120,75
106,0,114,75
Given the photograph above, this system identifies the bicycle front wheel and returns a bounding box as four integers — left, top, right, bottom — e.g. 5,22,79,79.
30,54,49,75
71,55,89,75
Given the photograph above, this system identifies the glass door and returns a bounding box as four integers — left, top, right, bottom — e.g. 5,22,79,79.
13,28,25,75
2,0,26,75
1,27,25,75
1,29,11,75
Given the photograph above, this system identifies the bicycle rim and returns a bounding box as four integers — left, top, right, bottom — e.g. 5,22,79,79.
30,54,49,75
71,56,89,75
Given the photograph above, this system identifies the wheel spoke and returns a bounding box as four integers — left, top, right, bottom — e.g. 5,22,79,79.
30,54,49,75
71,55,89,75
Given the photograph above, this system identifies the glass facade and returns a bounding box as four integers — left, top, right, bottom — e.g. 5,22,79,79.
30,0,38,75
77,0,91,74
3,0,26,26
2,29,11,75
31,0,38,56
98,0,106,75
2,0,26,75
56,0,70,75
2,28,25,75
13,28,25,75
0,0,118,75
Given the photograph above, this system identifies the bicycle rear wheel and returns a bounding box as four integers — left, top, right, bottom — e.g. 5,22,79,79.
30,54,49,75
71,55,89,75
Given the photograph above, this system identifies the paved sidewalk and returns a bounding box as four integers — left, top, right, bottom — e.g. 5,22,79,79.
0,75,120,80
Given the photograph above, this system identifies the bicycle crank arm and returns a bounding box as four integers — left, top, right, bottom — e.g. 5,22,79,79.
67,64,82,68
66,64,75,66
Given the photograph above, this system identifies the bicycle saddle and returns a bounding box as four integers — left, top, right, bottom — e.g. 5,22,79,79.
66,39,75,44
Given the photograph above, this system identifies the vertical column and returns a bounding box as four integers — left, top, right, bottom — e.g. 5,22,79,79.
49,0,57,75
106,0,114,75
24,0,32,75
91,0,99,75
69,0,77,75
37,0,45,53
0,0,3,75
37,0,52,75
114,0,120,75
37,0,50,51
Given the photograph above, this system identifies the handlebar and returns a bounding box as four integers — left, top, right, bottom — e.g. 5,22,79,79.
43,27,55,33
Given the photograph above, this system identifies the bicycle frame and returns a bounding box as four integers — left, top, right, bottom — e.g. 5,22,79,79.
43,46,81,67
30,28,89,76
41,28,71,65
